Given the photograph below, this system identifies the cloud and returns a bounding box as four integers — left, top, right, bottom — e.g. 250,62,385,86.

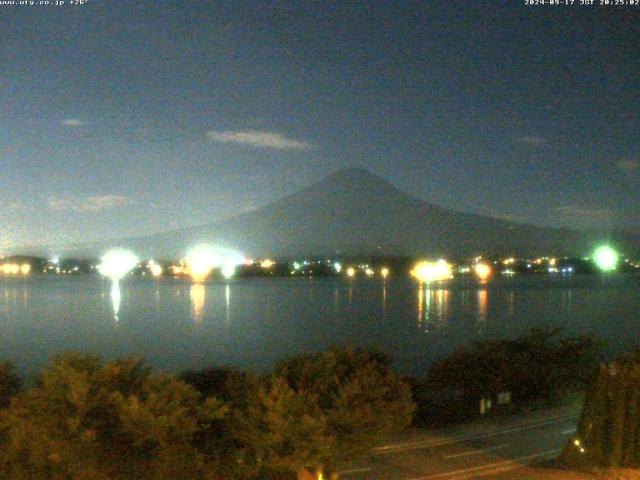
516,136,548,146
618,159,640,172
556,205,615,222
47,195,131,212
61,118,85,127
207,130,313,150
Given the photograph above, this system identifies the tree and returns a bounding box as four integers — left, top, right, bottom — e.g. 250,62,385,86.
0,352,227,480
0,361,21,409
182,367,332,480
560,351,640,469
426,329,600,407
184,348,415,479
273,346,415,475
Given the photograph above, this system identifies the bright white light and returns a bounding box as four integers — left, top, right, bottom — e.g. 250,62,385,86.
334,262,342,273
221,261,236,279
97,250,139,281
594,246,619,272
185,245,245,282
346,267,356,278
147,260,162,277
185,246,221,281
111,281,121,321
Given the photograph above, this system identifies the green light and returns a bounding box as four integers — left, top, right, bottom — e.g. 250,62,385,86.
594,246,619,272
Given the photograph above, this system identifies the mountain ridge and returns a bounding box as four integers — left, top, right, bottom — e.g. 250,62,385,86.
36,168,640,258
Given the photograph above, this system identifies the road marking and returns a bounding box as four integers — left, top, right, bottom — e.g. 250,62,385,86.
373,413,578,454
443,444,506,459
407,448,562,479
338,467,372,475
561,428,576,435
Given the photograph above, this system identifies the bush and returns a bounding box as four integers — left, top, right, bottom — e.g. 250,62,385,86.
0,362,20,409
182,347,416,479
0,353,227,480
423,329,600,423
274,346,416,470
560,350,640,469
0,348,417,480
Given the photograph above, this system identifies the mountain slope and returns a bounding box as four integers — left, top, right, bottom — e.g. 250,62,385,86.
62,168,639,258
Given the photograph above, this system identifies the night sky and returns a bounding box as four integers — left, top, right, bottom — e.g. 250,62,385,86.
2,1,639,251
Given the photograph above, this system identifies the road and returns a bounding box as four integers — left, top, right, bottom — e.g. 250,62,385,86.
338,402,582,479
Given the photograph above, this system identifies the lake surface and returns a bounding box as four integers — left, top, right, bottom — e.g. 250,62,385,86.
1,274,639,377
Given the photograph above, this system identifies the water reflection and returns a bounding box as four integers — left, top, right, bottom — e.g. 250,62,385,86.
460,288,469,307
561,289,573,314
110,281,121,321
561,289,573,328
225,284,231,326
417,284,450,332
382,282,387,314
190,283,206,324
1,275,639,377
477,289,488,332
507,291,514,318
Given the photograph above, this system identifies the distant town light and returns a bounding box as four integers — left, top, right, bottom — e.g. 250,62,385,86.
381,267,389,279
474,263,491,280
185,245,246,281
411,260,453,283
594,245,619,272
97,249,139,281
1,263,23,275
333,262,342,273
186,246,221,281
170,264,187,276
260,259,275,269
147,260,163,277
346,267,356,278
365,268,374,276
221,261,236,279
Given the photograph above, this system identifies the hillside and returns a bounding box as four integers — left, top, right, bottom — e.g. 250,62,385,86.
58,168,638,259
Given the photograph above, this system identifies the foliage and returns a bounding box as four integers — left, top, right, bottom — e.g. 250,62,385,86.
240,376,332,479
0,361,21,409
273,346,416,467
183,347,416,479
560,351,640,469
0,348,417,479
0,352,227,480
425,329,600,414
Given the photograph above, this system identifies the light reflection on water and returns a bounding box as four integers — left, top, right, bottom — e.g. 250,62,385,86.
0,275,638,376
190,283,206,324
225,284,231,327
477,289,488,333
110,281,121,321
417,285,450,333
